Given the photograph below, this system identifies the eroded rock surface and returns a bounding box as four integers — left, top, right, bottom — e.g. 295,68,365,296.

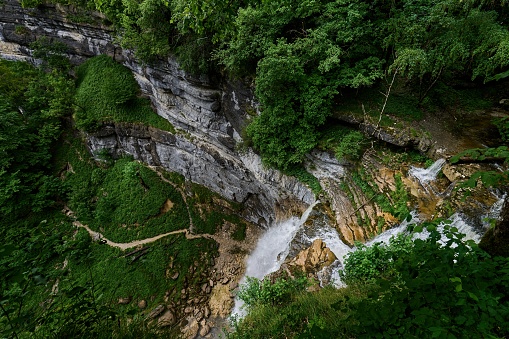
0,0,314,227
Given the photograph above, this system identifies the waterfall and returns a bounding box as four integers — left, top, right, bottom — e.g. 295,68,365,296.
243,201,319,280
230,161,506,317
232,201,319,317
483,192,506,226
302,224,353,288
303,224,352,266
408,158,446,184
366,211,420,246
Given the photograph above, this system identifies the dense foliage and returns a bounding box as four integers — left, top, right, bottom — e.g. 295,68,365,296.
230,225,509,338
0,59,227,338
74,55,174,132
0,60,73,223
19,0,509,168
5,0,509,337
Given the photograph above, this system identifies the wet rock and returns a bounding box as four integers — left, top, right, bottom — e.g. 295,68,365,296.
147,305,165,319
157,310,176,327
209,284,233,318
199,323,211,337
289,239,337,273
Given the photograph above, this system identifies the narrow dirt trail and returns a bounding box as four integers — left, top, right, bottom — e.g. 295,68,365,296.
72,220,190,250
65,206,214,251
62,167,208,250
146,164,196,233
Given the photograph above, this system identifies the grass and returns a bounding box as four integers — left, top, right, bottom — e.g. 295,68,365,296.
90,158,189,242
43,131,227,335
227,284,369,338
65,232,218,309
74,55,175,133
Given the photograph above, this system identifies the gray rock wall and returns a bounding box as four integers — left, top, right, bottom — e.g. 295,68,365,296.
0,0,316,226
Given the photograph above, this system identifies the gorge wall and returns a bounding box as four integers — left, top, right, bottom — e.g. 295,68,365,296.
2,0,502,244
0,0,319,227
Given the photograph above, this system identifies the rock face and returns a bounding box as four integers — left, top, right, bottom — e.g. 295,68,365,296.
1,0,502,240
289,239,337,273
0,0,314,227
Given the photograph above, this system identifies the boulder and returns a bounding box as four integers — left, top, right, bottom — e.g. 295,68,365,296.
182,317,200,339
138,300,147,309
199,323,211,337
290,239,337,273
157,310,176,327
147,305,165,319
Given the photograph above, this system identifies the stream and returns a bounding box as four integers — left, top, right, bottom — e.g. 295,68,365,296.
232,159,506,317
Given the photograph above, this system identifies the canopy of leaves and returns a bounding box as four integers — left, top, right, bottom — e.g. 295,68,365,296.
218,0,509,168
341,224,509,338
27,0,509,167
230,225,509,338
0,60,73,221
74,55,174,132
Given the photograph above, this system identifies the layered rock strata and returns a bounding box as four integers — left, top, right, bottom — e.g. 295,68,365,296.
0,0,315,226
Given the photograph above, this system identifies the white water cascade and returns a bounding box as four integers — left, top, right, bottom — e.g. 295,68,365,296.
230,160,506,318
232,201,319,317
408,158,446,184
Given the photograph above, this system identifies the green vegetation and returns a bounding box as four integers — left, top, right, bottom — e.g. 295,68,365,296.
19,0,509,170
229,225,509,338
5,0,509,337
0,59,242,338
237,276,308,309
284,165,322,195
318,125,370,161
75,55,175,132
69,156,189,242
350,169,408,222
0,59,73,223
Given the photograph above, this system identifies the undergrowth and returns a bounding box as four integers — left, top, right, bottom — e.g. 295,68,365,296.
74,55,175,132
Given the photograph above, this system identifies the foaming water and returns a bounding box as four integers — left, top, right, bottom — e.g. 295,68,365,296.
302,224,353,287
302,224,352,266
231,192,505,317
366,211,420,246
232,201,319,317
408,159,446,184
483,192,506,225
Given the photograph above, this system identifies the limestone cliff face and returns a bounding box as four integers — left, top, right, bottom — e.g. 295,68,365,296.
1,0,501,244
0,0,317,226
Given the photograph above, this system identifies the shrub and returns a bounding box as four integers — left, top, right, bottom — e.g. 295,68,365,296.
74,55,174,132
237,276,308,309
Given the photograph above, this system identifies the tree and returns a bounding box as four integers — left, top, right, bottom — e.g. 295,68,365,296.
0,60,73,222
